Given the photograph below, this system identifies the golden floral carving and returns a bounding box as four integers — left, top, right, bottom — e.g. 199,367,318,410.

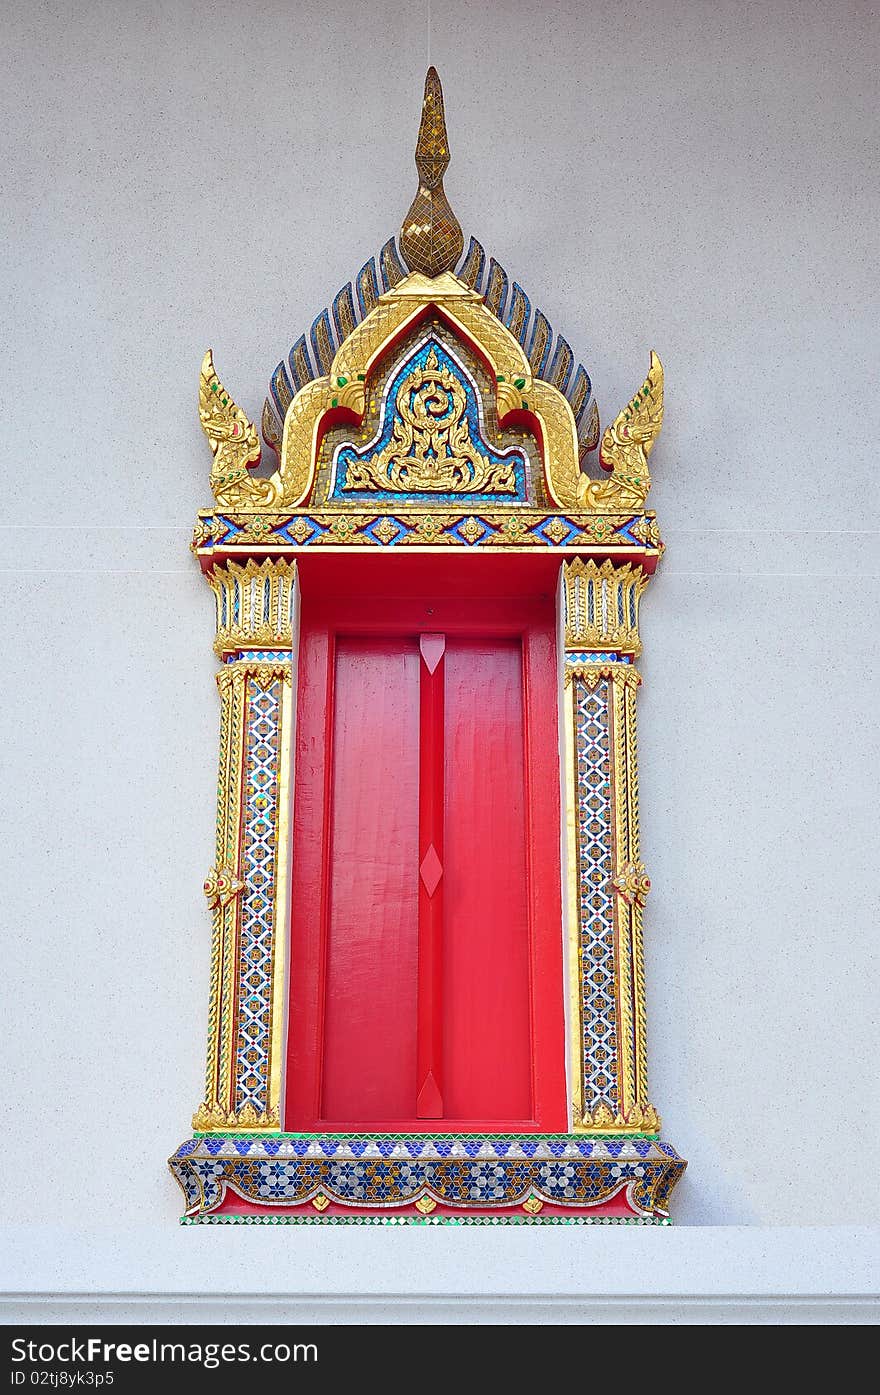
312,1193,331,1212
237,515,274,541
580,516,617,543
414,514,442,541
499,515,528,542
203,866,244,909
415,1195,437,1215
522,1195,544,1214
459,516,485,543
191,517,220,551
305,278,584,513
613,861,651,910
628,514,663,549
371,517,400,543
543,516,574,544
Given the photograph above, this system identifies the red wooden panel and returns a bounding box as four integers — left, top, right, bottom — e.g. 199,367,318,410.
285,619,332,1130
319,637,421,1122
520,620,568,1132
442,638,532,1120
285,585,567,1134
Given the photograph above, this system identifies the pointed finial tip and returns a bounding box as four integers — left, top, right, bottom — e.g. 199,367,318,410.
414,66,450,188
423,66,441,98
399,65,463,277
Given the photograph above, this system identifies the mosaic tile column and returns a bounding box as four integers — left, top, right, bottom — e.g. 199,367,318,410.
192,558,297,1132
561,559,661,1133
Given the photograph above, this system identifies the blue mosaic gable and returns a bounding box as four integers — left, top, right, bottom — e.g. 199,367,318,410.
330,337,529,504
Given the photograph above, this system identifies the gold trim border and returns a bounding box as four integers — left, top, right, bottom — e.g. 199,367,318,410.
561,560,662,1136
193,561,297,1134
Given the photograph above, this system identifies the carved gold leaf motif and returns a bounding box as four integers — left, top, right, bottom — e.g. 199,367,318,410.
342,346,518,495
191,1101,280,1132
613,861,652,909
579,1102,662,1134
202,865,244,909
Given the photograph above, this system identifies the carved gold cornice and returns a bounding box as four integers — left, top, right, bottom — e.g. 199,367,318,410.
562,558,649,654
208,557,297,657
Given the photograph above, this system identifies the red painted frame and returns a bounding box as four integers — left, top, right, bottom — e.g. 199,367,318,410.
285,557,567,1134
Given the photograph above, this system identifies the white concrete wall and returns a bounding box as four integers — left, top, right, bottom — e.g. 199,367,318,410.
2,0,878,1320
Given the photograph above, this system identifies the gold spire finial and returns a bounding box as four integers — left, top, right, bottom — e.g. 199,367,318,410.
399,67,464,278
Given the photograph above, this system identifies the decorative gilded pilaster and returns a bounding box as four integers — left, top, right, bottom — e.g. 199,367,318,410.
561,559,661,1134
192,558,297,1133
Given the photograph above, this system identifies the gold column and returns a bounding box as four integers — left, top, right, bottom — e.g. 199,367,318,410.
192,558,297,1132
561,559,661,1134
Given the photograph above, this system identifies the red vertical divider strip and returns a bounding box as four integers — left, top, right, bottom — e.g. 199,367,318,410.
417,632,446,1118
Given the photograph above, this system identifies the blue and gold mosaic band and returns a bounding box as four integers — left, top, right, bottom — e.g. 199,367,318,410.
171,1134,685,1222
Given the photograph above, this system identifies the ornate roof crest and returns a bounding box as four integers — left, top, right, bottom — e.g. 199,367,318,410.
195,69,665,552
